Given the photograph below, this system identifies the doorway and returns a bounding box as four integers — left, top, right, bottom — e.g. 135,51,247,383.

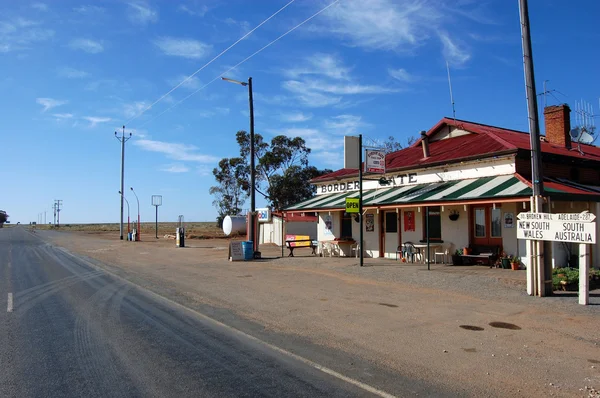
471,205,502,247
384,211,398,258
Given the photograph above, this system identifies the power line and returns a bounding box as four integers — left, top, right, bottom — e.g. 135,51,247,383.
135,0,341,130
125,0,297,126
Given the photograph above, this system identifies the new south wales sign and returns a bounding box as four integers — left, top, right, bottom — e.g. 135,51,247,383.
516,211,596,244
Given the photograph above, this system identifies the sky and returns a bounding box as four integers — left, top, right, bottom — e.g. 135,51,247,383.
1,0,599,224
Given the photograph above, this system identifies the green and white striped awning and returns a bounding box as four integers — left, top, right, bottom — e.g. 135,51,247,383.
286,175,531,211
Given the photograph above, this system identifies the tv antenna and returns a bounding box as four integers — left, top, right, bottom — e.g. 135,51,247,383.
571,100,597,153
446,61,457,124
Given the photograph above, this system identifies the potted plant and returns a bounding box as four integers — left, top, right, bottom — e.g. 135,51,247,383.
452,249,463,265
463,246,471,255
509,255,520,270
499,252,510,269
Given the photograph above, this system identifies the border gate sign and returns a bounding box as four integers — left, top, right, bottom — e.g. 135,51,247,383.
364,149,385,174
516,212,596,244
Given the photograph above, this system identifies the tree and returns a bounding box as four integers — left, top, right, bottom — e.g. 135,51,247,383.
268,166,332,210
0,210,8,228
209,158,248,227
381,135,417,153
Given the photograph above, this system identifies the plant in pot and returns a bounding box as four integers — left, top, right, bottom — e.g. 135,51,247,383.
499,252,510,269
452,249,463,265
509,255,521,270
463,246,471,255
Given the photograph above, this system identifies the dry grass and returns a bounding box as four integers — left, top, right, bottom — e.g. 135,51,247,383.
32,222,232,239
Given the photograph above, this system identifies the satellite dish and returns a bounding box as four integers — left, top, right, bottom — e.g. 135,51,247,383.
571,127,594,145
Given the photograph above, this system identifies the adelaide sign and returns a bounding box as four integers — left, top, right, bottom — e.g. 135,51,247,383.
516,212,596,244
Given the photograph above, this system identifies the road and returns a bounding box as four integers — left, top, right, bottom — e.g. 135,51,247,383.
0,227,395,398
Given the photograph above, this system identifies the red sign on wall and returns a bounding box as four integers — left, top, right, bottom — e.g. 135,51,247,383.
404,211,415,232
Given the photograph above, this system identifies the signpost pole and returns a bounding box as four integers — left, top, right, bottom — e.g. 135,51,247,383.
358,134,363,267
579,243,590,305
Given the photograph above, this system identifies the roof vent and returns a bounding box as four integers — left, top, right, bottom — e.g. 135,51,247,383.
421,130,430,158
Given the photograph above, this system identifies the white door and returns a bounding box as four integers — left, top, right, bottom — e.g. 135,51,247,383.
384,211,399,259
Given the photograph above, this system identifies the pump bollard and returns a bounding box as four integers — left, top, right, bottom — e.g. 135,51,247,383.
180,227,185,247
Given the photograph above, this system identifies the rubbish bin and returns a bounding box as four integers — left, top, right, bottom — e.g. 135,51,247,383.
127,232,132,241
176,228,181,247
179,227,185,247
242,241,253,260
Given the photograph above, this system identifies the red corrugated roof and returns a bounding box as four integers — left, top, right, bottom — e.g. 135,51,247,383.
313,117,600,182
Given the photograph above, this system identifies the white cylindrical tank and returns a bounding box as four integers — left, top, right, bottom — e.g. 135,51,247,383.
222,216,246,236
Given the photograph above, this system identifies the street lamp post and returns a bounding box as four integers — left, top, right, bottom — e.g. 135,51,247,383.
130,187,140,241
222,76,256,254
115,126,132,240
151,195,162,239
118,191,130,237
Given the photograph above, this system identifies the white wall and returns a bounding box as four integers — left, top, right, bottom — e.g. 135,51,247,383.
440,205,469,254
351,209,379,258
260,217,317,246
318,211,341,241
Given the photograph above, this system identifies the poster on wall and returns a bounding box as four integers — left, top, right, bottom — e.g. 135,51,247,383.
366,213,374,232
504,212,514,228
404,211,415,232
324,214,333,235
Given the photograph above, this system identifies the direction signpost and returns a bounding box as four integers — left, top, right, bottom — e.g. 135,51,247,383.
517,211,596,305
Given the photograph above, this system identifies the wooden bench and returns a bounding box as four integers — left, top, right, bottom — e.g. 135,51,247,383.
285,239,318,257
461,245,500,266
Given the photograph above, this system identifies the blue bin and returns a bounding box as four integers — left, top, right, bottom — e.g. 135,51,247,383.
242,241,254,260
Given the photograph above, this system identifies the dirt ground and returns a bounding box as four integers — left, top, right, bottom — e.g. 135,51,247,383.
40,230,600,397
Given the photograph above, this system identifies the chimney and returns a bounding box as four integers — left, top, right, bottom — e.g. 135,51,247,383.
421,130,430,158
544,104,571,149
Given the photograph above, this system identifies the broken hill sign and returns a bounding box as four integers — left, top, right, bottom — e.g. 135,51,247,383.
517,211,596,244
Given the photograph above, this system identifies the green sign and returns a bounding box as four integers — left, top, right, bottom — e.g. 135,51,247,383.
346,198,359,213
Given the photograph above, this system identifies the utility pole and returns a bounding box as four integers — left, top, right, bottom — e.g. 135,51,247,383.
358,134,363,267
54,200,62,228
52,202,57,226
115,126,132,240
44,211,46,225
519,0,551,296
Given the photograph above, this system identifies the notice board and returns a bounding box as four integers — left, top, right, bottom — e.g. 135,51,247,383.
229,241,244,261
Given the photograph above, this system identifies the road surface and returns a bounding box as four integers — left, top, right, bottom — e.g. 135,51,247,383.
0,227,397,397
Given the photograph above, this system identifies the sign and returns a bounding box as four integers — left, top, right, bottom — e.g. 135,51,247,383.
345,198,359,213
316,173,418,195
504,212,514,228
364,149,386,174
366,213,374,232
324,214,333,235
517,212,596,244
257,208,271,223
229,241,244,261
404,211,415,232
517,211,596,222
285,234,311,247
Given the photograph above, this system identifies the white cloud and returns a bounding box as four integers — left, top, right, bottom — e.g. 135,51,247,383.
69,38,104,54
281,81,342,108
324,114,369,134
127,2,158,25
83,116,112,127
285,53,351,80
134,139,220,163
53,113,73,120
303,79,397,95
167,74,201,91
154,37,211,59
177,4,209,17
31,3,48,11
123,101,149,118
73,5,105,14
160,163,190,173
58,67,89,79
439,32,471,66
279,111,313,123
311,150,344,168
0,18,53,52
388,68,415,83
36,97,67,112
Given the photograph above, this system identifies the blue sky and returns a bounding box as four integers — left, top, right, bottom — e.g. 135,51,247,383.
1,0,599,224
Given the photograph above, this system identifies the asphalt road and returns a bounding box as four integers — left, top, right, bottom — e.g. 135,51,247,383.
0,227,391,398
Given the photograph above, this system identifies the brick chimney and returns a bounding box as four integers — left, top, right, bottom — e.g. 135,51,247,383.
544,104,571,149
420,130,430,158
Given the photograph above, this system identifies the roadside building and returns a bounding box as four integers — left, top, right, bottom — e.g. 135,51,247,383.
285,105,600,268
258,208,318,246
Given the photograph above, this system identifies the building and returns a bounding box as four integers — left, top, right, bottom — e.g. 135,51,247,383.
258,208,318,246
285,105,600,268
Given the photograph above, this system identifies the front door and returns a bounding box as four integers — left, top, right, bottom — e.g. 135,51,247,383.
384,211,398,258
472,205,503,247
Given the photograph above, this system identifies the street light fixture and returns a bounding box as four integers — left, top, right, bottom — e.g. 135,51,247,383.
130,187,140,241
221,76,256,255
118,191,130,236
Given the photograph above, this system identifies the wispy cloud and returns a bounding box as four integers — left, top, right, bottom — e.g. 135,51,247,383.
134,139,220,163
73,5,105,14
31,3,48,11
439,32,470,66
167,74,201,91
36,97,67,112
281,81,341,108
279,111,313,123
0,18,54,52
177,4,209,17
284,53,351,80
83,116,112,127
272,128,335,153
123,101,149,118
127,2,158,25
68,38,104,54
388,68,415,83
58,67,89,79
154,37,211,59
52,113,73,120
324,114,369,134
160,163,190,173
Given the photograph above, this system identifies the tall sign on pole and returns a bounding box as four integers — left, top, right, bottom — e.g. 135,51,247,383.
152,195,162,239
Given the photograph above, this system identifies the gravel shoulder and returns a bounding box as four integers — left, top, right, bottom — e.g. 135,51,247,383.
40,230,600,398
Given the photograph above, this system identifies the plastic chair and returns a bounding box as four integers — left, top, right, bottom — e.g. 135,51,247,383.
403,242,422,263
351,241,362,258
434,242,451,264
321,242,332,257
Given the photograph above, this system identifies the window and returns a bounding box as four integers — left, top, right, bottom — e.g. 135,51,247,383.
342,212,353,238
385,212,397,233
491,208,502,237
474,208,486,237
423,206,442,240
